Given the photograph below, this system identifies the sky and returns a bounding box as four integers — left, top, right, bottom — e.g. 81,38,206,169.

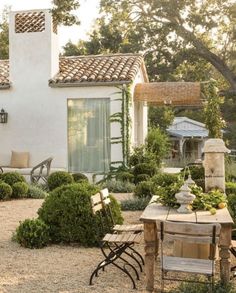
0,0,100,48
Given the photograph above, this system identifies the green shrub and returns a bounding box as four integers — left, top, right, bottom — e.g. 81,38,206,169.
115,172,134,183
194,179,205,191
12,182,29,198
1,172,25,186
151,173,183,208
169,280,236,293
38,182,123,246
226,181,236,195
146,127,170,166
129,145,156,167
121,197,150,211
151,173,180,188
182,165,205,180
27,185,48,199
136,174,150,183
15,218,50,249
133,163,157,178
72,173,89,183
0,182,12,199
47,171,74,191
102,180,135,193
134,181,153,198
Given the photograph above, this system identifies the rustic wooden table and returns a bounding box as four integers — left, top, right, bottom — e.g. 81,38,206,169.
140,196,234,292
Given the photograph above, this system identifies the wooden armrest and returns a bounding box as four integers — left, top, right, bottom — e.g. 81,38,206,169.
30,157,53,184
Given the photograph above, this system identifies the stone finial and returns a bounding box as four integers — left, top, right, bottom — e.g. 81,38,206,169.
203,138,230,153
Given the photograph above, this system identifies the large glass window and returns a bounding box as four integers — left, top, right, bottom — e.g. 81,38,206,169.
68,98,110,173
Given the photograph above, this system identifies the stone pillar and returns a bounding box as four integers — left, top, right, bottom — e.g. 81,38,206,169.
203,139,230,192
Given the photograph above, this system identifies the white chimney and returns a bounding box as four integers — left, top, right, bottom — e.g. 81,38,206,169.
9,9,59,86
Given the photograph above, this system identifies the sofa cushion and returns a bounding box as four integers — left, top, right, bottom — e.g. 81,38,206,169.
10,151,29,168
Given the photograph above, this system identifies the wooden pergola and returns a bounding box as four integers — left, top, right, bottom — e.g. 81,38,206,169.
134,82,203,106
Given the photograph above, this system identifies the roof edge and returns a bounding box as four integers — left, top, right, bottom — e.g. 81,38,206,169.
49,80,131,88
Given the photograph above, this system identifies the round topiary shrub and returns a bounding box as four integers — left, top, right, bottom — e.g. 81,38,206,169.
116,172,134,183
134,181,153,198
151,173,180,188
72,173,89,183
1,172,25,186
136,174,150,183
0,182,12,200
15,218,50,249
27,185,48,199
133,163,157,178
38,182,123,246
12,182,29,198
47,171,74,191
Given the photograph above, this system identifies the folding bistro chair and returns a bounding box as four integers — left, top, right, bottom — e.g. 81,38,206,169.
157,220,221,293
100,188,144,233
230,238,236,277
89,191,144,289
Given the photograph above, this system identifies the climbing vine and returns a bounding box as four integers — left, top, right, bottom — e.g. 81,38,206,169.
110,84,132,170
202,79,226,138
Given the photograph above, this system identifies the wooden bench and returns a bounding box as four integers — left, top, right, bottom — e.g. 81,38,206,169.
0,157,63,183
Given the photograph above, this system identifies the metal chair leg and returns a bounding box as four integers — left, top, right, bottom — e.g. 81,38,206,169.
89,242,139,289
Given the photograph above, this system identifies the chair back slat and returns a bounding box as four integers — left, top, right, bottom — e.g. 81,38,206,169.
90,192,103,215
158,233,220,244
100,188,110,205
99,188,115,226
156,221,221,237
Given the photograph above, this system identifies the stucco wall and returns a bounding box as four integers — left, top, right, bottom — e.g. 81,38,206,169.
0,9,147,172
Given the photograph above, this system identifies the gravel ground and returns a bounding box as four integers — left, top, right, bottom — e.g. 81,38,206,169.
0,198,235,293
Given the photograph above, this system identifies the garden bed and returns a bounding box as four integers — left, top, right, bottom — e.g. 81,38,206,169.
0,198,235,292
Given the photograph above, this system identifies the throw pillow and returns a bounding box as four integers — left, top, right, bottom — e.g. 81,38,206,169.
10,151,30,168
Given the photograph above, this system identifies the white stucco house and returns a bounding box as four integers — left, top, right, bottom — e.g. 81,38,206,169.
167,117,209,162
0,9,148,177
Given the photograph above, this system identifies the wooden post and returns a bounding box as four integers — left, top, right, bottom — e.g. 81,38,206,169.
219,224,232,284
144,222,156,292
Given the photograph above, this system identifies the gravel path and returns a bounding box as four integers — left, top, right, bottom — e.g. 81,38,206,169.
0,199,235,293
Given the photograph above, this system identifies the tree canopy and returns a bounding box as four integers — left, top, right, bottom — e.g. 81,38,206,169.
63,0,236,95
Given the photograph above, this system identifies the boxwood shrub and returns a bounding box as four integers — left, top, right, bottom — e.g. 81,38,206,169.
38,182,123,246
47,171,74,191
134,181,153,198
226,181,236,195
1,172,25,186
15,218,50,249
12,182,29,198
0,182,12,200
115,172,134,183
72,173,89,183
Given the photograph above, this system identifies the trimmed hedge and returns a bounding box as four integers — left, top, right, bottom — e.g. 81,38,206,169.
0,182,12,199
12,182,29,198
15,218,50,249
72,173,89,183
1,172,25,186
47,171,74,191
134,181,153,198
38,182,123,246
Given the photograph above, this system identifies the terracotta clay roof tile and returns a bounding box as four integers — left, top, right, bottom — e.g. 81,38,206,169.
51,54,144,85
0,53,145,88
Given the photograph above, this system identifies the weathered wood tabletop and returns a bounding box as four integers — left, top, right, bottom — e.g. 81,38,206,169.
140,196,234,292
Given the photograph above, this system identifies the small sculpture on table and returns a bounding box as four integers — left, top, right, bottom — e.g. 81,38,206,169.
175,182,195,214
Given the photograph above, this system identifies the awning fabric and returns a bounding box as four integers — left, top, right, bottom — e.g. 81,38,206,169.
134,82,203,106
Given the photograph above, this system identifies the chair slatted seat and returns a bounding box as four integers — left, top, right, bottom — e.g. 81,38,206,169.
157,220,221,293
89,191,144,289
